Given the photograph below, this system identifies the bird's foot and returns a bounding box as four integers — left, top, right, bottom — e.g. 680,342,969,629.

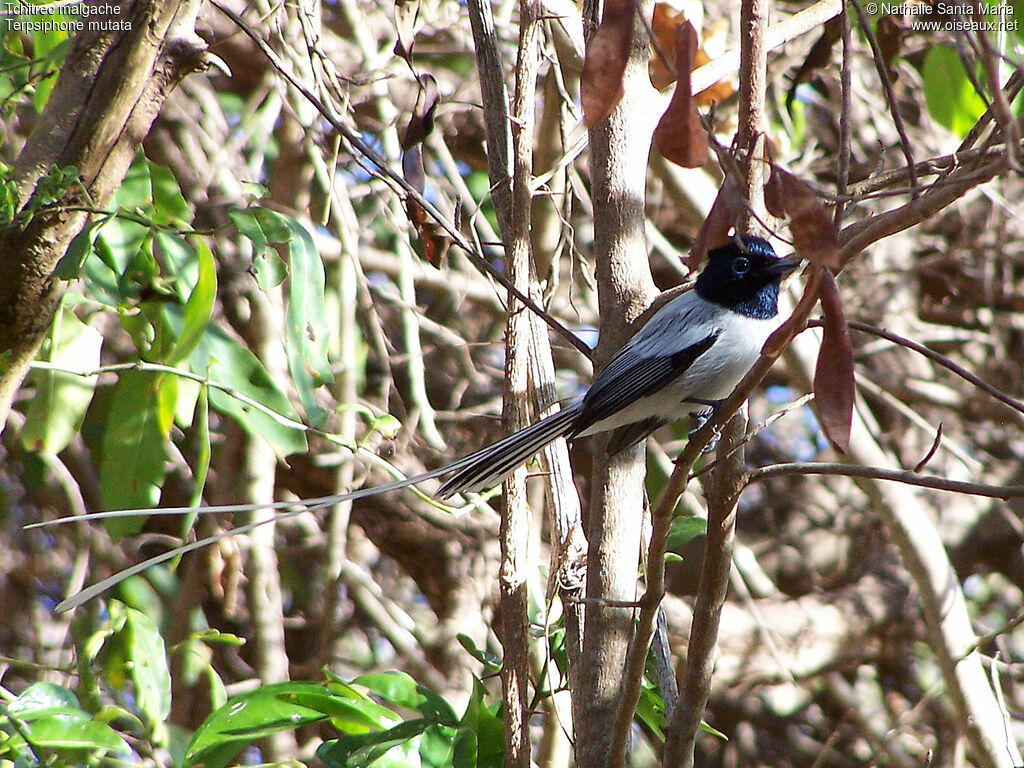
688,399,724,453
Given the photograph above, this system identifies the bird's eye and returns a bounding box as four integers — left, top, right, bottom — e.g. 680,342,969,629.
732,256,750,275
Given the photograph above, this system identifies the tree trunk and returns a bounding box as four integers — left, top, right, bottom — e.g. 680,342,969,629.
0,0,206,429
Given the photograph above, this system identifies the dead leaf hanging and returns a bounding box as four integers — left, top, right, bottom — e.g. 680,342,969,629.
654,20,709,169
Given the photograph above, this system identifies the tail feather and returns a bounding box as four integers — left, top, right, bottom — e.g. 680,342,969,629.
436,402,582,498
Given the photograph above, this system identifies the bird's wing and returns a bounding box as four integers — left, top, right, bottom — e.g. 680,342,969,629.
572,330,721,436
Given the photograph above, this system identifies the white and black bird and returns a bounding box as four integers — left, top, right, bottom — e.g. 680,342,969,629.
32,234,799,611
432,234,799,496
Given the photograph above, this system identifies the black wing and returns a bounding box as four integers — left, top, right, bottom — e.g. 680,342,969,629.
571,331,720,436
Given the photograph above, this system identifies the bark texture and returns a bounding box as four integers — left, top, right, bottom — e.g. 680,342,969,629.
0,0,206,426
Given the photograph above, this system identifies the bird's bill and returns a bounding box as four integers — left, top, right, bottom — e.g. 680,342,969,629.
766,257,802,277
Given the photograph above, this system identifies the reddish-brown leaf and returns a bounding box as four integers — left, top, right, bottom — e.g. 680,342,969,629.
876,15,904,83
813,269,854,454
649,2,685,90
419,221,452,267
650,8,733,105
401,146,452,266
581,0,634,127
764,163,786,220
393,0,420,59
400,74,439,150
686,178,742,270
785,14,842,111
693,19,733,107
654,20,708,169
773,168,840,270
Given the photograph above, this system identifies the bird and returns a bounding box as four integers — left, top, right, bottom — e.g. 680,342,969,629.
434,234,799,496
30,233,799,612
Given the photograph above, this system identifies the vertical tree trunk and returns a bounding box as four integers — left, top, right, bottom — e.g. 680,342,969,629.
576,2,659,765
0,1,206,428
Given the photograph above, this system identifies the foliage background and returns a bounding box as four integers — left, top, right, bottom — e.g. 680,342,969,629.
1,0,1024,766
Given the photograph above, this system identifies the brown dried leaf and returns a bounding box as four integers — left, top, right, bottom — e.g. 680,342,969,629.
813,269,854,454
419,221,452,267
649,2,686,90
762,265,822,357
693,19,733,106
581,0,633,127
400,74,439,150
773,168,839,270
764,163,786,219
402,146,451,266
876,15,904,83
654,20,708,169
785,13,842,112
686,178,741,270
649,9,733,105
393,0,420,60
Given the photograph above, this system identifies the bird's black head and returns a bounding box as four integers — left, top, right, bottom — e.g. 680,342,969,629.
694,235,800,319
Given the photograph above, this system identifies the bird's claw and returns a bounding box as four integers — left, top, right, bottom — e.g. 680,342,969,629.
688,399,724,453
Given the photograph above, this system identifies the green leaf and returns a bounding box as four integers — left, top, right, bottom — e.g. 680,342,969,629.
6,682,79,717
120,603,172,733
666,514,707,549
284,217,332,427
22,307,102,455
56,215,112,280
99,370,168,535
318,717,438,768
190,324,307,457
699,719,729,740
28,34,69,112
186,682,335,768
228,206,290,290
419,726,456,768
635,684,666,740
369,413,402,440
283,689,397,734
167,239,216,366
922,45,987,138
148,162,191,226
354,672,458,724
453,679,504,768
456,634,502,672
3,712,130,755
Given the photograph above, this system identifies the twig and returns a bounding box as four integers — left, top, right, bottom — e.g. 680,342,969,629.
839,154,1006,264
849,0,918,195
807,317,1024,416
664,0,770,762
496,0,546,763
611,264,825,767
748,462,1024,499
666,414,746,766
833,0,852,226
969,11,1021,171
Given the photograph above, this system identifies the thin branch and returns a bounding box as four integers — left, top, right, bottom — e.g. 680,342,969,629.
833,0,852,226
497,0,546,763
614,265,825,765
748,462,1024,500
839,154,1006,263
808,317,1024,417
970,12,1022,171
